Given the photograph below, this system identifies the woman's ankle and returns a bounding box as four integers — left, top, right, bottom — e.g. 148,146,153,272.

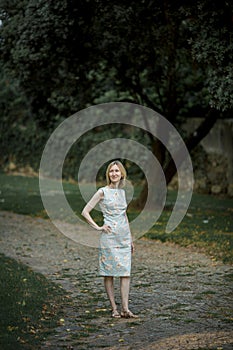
121,307,129,312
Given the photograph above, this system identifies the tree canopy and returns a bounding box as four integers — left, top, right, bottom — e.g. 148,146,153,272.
0,0,232,188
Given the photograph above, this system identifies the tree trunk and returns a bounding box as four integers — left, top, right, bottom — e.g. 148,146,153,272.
130,117,168,210
130,108,219,210
164,108,219,184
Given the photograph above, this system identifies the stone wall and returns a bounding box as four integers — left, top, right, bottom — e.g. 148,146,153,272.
184,118,233,196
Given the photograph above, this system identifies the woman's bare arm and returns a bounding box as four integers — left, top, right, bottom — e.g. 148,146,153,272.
81,189,103,230
81,189,111,233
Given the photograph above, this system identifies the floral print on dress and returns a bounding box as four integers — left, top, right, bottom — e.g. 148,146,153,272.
98,187,131,277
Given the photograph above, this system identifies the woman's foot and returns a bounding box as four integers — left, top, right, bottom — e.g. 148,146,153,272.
111,309,121,318
120,309,138,318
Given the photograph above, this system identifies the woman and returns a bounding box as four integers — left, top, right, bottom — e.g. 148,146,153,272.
81,160,137,318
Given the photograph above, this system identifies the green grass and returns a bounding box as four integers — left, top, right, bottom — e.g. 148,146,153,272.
0,253,68,350
146,193,233,264
0,174,45,216
0,173,233,263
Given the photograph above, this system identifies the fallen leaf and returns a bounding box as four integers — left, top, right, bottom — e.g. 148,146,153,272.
95,308,107,312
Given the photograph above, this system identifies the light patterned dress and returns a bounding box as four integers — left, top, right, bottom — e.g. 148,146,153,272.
98,186,132,277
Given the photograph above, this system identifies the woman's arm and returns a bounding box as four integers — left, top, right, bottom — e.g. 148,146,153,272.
81,189,111,233
125,212,135,254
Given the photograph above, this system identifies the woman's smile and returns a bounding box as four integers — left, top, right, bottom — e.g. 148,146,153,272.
109,165,122,183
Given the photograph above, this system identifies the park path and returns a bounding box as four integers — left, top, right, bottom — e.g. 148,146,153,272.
0,210,233,350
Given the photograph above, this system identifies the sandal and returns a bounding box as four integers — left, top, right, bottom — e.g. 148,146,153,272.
120,310,138,318
111,309,121,318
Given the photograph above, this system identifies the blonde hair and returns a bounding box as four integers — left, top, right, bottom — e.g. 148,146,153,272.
106,160,127,188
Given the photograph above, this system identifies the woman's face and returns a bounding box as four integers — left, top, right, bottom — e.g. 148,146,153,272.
108,164,122,184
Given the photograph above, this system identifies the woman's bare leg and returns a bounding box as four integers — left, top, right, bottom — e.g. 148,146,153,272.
120,277,137,317
120,276,130,311
104,276,118,311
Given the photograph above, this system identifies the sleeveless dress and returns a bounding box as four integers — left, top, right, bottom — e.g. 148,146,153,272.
98,186,132,277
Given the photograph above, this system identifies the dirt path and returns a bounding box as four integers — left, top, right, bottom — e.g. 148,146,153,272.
0,211,233,350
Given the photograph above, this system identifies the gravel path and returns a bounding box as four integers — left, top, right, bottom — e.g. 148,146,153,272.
0,211,233,350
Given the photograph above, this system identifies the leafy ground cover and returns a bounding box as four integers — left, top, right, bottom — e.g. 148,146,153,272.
0,253,69,350
0,173,232,263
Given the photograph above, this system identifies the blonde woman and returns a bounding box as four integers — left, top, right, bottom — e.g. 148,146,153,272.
81,160,137,318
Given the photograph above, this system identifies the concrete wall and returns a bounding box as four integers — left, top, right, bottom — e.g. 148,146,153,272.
184,118,233,196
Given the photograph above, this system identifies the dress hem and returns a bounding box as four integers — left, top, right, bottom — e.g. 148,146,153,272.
99,274,131,277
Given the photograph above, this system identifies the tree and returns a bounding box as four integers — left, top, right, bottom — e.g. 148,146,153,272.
0,0,232,201
0,0,101,127
92,0,233,207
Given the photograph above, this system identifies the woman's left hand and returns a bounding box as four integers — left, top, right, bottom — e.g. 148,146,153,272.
131,242,135,254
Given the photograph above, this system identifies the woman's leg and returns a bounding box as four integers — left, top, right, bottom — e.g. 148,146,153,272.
120,277,137,317
120,276,130,311
104,276,118,311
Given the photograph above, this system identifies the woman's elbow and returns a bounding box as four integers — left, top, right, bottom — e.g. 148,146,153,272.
82,204,92,218
81,208,89,218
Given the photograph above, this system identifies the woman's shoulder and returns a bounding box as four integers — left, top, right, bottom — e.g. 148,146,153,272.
98,186,125,192
97,186,107,191
98,186,111,191
97,186,106,197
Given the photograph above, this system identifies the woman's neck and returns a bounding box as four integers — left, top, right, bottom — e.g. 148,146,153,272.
109,182,120,189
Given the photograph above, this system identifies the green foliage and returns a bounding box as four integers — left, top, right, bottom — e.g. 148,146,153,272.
0,253,67,349
0,0,232,175
0,64,46,170
1,0,232,118
89,1,195,120
187,0,233,111
0,0,103,122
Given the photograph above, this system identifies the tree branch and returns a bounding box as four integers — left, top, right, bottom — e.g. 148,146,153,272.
164,108,219,184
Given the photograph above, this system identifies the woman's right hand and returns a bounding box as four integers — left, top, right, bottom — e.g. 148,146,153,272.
99,224,111,233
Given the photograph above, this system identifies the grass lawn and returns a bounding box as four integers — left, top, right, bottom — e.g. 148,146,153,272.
0,253,68,350
0,172,233,264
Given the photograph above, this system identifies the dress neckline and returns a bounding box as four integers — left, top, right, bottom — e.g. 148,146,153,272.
106,186,121,190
